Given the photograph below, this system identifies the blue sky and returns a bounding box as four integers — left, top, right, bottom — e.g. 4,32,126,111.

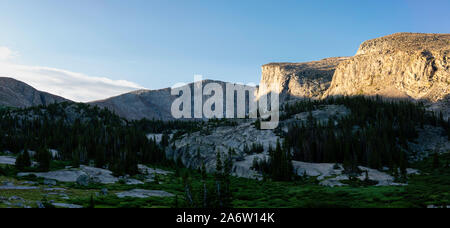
0,0,449,101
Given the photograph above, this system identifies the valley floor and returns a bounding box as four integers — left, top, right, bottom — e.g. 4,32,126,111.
1,152,449,208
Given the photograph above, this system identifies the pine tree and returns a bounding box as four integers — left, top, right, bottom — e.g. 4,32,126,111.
16,146,32,171
173,195,179,208
161,133,169,147
215,151,223,207
399,152,408,179
223,149,233,208
37,147,51,172
271,140,282,179
176,154,184,168
94,144,105,168
201,161,207,180
72,148,80,168
182,172,194,207
200,161,208,208
124,149,138,175
88,194,95,208
432,152,440,170
254,119,261,130
270,139,292,181
22,147,32,168
243,144,250,155
364,170,369,182
447,117,450,141
215,151,223,176
15,152,25,171
154,173,160,184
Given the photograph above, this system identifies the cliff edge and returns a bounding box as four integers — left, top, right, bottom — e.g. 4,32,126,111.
258,57,349,102
325,33,450,103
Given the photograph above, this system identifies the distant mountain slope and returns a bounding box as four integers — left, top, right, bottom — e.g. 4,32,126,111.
90,87,175,120
0,77,70,108
90,80,252,120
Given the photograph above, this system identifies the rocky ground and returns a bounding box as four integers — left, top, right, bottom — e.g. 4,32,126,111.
164,104,432,185
280,104,350,132
292,161,419,187
0,157,175,208
169,120,280,176
0,152,422,208
407,125,450,161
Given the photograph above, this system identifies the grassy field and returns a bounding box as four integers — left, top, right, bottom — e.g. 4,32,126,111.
1,152,449,208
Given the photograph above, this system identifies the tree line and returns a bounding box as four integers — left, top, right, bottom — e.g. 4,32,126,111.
283,96,449,176
0,102,194,175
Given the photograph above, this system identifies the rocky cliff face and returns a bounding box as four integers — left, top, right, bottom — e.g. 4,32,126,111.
0,77,69,108
325,33,450,103
258,57,349,102
169,120,280,178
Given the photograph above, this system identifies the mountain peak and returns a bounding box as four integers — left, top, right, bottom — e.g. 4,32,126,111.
356,32,450,55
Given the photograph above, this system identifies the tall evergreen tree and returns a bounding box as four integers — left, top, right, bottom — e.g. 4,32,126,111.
432,152,440,170
215,151,223,207
37,147,51,172
223,149,233,207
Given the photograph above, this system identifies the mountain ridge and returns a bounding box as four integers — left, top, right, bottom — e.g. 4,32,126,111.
89,79,252,120
0,77,70,108
1,32,449,120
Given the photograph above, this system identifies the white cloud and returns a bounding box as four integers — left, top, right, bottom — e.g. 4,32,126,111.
0,47,145,102
0,46,18,60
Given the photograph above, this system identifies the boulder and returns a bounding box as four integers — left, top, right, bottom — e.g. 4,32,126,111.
2,181,13,186
80,165,118,184
17,165,118,184
116,189,174,198
8,196,24,201
18,170,86,183
0,156,17,165
52,203,83,208
43,179,57,186
0,185,39,190
76,174,90,186
138,164,172,176
125,179,144,185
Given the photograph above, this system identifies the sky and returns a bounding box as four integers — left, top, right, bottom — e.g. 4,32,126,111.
0,0,449,102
